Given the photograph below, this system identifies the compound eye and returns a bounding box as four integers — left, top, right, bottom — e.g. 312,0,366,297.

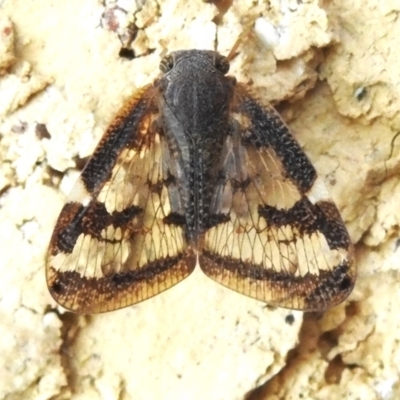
159,54,174,73
214,54,230,74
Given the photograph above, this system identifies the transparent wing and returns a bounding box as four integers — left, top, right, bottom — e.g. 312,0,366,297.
47,86,196,313
200,84,355,311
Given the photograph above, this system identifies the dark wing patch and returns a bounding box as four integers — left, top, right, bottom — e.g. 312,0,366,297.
46,85,196,314
199,84,356,311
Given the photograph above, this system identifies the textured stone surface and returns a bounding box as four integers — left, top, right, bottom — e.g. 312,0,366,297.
0,0,399,399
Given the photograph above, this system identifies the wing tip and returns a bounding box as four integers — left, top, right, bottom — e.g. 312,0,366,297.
46,250,197,314
200,250,356,311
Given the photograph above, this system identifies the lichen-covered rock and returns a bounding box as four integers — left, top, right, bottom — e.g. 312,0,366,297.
0,0,399,399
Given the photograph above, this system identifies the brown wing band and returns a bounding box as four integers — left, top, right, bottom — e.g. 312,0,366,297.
47,250,196,314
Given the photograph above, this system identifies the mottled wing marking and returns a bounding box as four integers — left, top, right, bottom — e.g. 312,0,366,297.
47,50,355,314
46,85,196,314
200,84,356,311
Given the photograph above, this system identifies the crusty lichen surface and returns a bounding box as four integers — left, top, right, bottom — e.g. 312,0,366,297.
0,0,399,399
